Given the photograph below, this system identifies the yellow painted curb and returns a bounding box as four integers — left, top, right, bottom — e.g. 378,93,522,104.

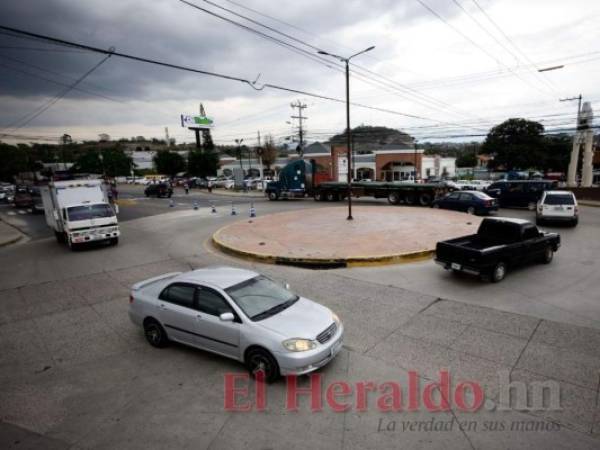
212,227,435,269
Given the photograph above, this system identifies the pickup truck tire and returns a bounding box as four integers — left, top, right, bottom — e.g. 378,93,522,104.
143,319,169,348
491,262,507,282
387,192,400,205
542,246,553,264
268,191,279,201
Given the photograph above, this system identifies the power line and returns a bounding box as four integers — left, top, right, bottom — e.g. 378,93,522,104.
1,53,113,133
181,0,489,125
0,25,445,123
414,0,555,99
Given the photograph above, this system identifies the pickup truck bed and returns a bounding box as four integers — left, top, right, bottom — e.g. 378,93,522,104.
435,217,560,282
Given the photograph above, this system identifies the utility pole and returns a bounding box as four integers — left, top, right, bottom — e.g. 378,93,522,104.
560,94,583,186
290,100,307,157
257,131,264,181
235,138,244,171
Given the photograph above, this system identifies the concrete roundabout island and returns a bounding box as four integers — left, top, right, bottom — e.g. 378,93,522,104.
212,206,483,268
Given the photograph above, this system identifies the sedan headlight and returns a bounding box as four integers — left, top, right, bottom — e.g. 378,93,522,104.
282,338,317,352
332,312,341,326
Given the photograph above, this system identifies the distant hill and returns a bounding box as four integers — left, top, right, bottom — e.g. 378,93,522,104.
328,126,414,148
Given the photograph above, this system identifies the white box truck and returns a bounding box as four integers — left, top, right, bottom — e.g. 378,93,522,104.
41,179,120,250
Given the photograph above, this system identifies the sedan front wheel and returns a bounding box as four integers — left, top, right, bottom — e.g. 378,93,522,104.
246,348,280,383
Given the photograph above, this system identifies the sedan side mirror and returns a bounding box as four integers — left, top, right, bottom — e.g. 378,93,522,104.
220,312,234,322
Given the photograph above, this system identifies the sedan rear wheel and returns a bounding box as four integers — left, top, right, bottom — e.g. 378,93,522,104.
246,348,280,383
144,320,169,348
467,206,476,215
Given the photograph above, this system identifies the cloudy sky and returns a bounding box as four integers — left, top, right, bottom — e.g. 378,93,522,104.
0,0,599,146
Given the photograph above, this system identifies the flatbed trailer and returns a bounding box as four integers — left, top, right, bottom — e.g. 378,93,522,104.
313,181,449,206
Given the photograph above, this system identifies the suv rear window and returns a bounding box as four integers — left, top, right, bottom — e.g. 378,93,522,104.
544,194,575,205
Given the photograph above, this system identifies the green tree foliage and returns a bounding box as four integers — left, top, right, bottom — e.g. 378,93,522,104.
456,151,478,167
71,146,133,176
542,134,572,172
481,118,545,170
187,149,219,177
153,150,185,177
329,125,413,146
260,134,278,169
0,143,29,181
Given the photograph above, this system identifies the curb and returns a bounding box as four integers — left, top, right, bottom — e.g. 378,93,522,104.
212,229,435,269
579,201,600,208
0,233,23,248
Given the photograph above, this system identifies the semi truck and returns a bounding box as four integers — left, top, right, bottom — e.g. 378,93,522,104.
265,159,450,206
41,179,120,250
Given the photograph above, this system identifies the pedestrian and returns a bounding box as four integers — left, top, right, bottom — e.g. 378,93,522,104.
207,179,213,193
184,182,189,195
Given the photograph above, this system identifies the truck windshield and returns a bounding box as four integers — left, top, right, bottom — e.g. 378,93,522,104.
67,204,115,221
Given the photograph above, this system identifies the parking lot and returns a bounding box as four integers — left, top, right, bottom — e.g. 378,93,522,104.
1,185,600,449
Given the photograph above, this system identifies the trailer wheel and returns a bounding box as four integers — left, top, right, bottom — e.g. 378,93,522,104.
419,193,433,206
326,192,339,202
387,192,400,205
404,193,416,205
313,191,323,201
268,191,279,201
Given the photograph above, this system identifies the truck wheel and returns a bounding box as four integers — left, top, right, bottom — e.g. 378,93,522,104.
387,192,400,205
404,193,415,205
326,192,339,202
313,192,323,201
68,239,79,252
55,231,66,243
491,262,507,282
268,191,279,201
541,246,553,264
419,193,432,206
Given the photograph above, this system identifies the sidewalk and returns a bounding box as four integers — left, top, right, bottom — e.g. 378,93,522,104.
579,199,600,207
0,219,23,247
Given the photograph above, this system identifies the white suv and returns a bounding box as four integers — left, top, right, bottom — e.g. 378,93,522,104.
536,190,578,226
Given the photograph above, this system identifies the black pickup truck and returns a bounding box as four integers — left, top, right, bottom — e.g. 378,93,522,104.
435,217,560,282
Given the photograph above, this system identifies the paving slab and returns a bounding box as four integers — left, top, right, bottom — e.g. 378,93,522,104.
530,319,600,357
451,326,529,367
213,206,482,267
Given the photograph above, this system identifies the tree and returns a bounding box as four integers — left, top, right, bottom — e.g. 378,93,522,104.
542,134,571,172
72,150,103,174
153,150,185,177
260,134,278,169
0,143,29,181
456,151,478,167
481,118,545,170
101,147,133,176
187,149,219,177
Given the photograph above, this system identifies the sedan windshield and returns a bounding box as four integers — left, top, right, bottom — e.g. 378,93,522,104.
67,204,115,221
225,276,298,320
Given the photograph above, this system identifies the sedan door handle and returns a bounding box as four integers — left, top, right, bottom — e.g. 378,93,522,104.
196,314,202,320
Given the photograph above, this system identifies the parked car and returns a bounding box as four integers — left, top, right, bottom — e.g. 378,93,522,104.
435,217,560,282
536,190,578,226
432,190,498,215
144,183,173,198
13,186,33,208
129,267,344,382
454,180,490,191
484,180,557,210
0,184,15,203
29,186,45,214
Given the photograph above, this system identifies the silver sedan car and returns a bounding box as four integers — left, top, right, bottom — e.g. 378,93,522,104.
129,266,344,381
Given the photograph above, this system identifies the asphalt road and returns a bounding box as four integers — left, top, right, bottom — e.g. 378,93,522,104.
1,185,599,449
1,185,599,330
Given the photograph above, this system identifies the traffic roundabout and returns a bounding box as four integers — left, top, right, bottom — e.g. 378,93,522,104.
212,206,483,268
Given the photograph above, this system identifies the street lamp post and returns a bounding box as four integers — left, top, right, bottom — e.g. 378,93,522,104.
234,138,244,171
318,45,375,220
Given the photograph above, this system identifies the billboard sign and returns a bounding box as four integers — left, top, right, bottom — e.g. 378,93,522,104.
181,114,214,129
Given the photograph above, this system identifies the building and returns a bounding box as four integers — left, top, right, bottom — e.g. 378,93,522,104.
217,141,456,181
